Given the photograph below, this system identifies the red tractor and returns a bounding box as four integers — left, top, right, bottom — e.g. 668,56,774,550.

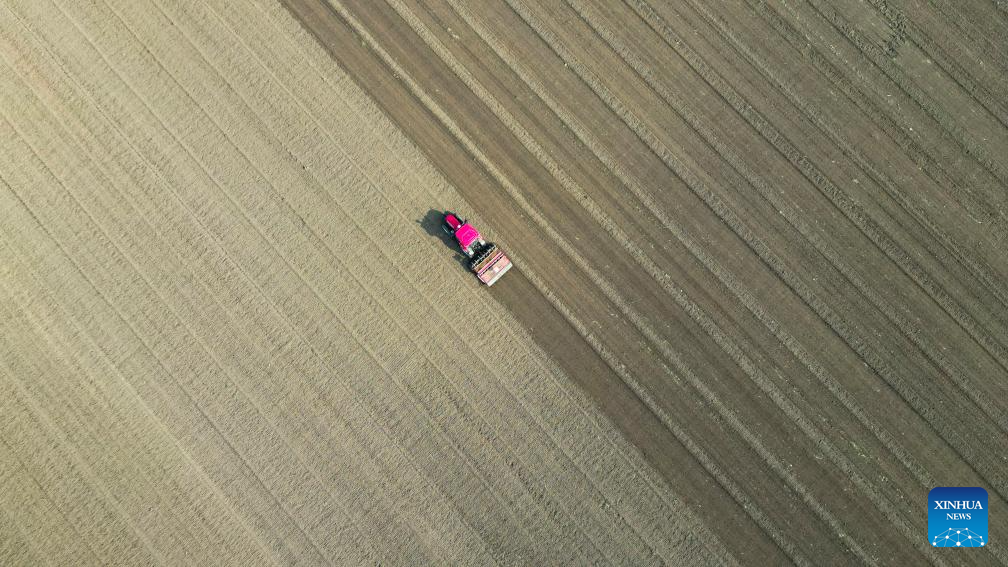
442,211,513,286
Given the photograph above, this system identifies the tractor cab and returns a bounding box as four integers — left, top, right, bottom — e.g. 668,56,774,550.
441,210,512,286
443,212,484,257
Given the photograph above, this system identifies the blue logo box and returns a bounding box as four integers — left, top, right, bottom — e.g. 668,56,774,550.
929,487,988,548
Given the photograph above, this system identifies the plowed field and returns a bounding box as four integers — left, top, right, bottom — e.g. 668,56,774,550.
1,0,1006,565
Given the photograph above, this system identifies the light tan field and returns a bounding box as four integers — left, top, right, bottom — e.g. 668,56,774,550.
0,1,728,564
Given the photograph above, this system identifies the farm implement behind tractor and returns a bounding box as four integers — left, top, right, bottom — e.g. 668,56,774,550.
442,211,513,286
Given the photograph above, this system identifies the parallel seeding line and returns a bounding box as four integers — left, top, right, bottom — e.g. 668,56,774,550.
0,251,211,563
632,0,1008,378
660,0,1008,353
0,53,343,562
0,489,48,567
506,0,1008,502
746,0,1008,251
349,0,885,560
798,0,1008,188
0,380,104,566
0,9,388,561
0,280,165,565
0,55,278,558
445,0,935,496
0,110,346,565
450,0,941,558
568,0,1008,430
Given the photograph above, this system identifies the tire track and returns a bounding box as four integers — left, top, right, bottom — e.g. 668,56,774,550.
628,0,1008,380
507,0,1008,502
745,0,1008,252
793,0,1008,188
443,0,936,498
653,0,1008,349
567,0,1008,426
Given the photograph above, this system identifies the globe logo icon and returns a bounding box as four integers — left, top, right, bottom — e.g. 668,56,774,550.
932,528,985,547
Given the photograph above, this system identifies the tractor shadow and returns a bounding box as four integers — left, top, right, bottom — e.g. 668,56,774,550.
418,208,469,270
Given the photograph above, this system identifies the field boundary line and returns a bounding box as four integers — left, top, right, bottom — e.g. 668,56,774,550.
267,2,728,561
328,0,803,559
161,0,621,560
378,1,704,560
216,1,674,561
